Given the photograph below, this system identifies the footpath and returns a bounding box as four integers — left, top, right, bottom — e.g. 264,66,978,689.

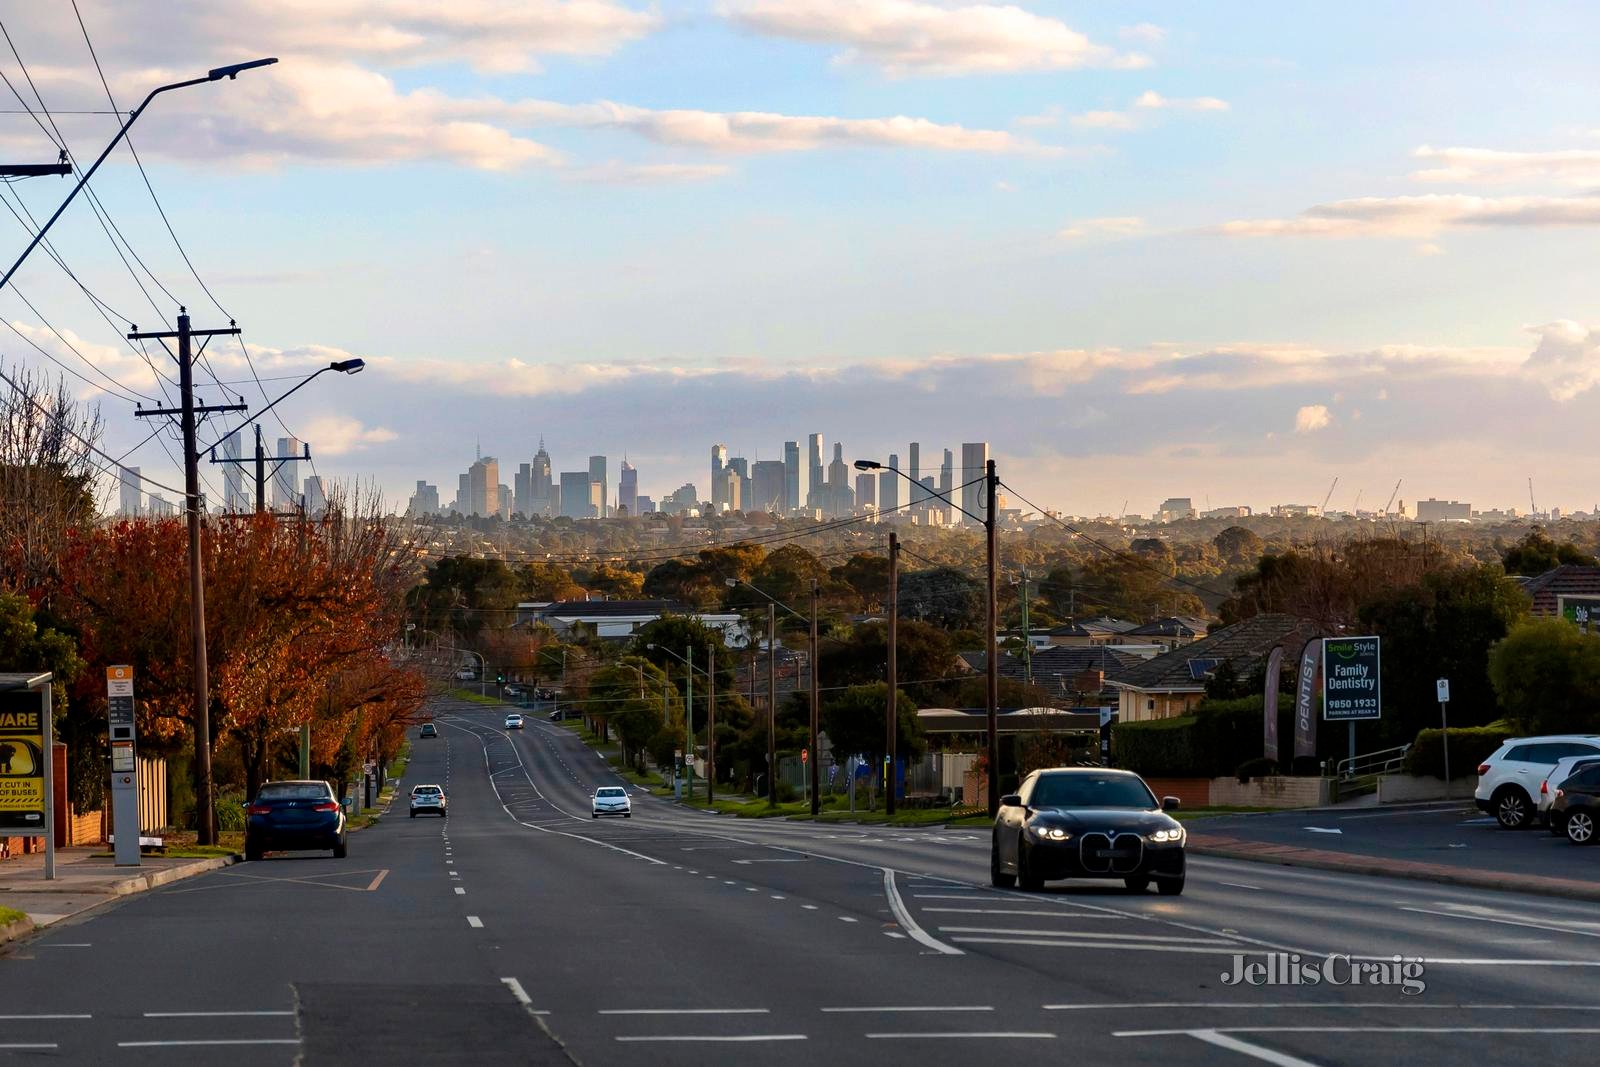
0,848,239,945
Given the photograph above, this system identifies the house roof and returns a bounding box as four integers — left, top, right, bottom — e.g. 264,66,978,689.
1108,613,1317,694
536,599,688,618
1521,565,1600,616
958,646,1144,688
1125,615,1210,638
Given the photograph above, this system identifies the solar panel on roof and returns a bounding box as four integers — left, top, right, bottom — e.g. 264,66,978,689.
1187,658,1220,680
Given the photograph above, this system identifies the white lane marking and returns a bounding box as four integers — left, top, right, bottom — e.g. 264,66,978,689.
600,1008,770,1016
1399,906,1600,940
0,1015,89,1020
37,943,92,948
822,1006,993,1013
1050,1002,1600,1012
951,938,1255,955
1218,882,1262,891
500,977,550,1015
770,895,786,900
913,894,1005,901
1187,1030,1318,1067
884,931,907,939
454,887,466,895
1118,1026,1600,1037
919,908,1120,918
118,1040,301,1048
1303,827,1342,834
865,1032,1054,1040
144,1017,294,1023
450,871,460,878
732,858,806,864
745,887,758,892
615,1035,806,1043
937,927,1234,945
467,916,484,928
883,868,963,956
802,905,819,911
0,1045,57,1051
839,916,858,923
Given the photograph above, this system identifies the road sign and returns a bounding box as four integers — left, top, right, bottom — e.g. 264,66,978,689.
1322,635,1381,721
800,748,809,764
0,690,46,830
1436,678,1450,704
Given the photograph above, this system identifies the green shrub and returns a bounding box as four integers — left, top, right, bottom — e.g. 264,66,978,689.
1403,725,1510,779
775,781,798,803
215,796,246,832
1235,756,1279,782
1111,715,1199,777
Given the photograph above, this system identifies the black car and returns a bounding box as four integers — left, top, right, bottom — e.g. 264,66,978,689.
245,780,348,861
1551,763,1600,845
992,768,1186,895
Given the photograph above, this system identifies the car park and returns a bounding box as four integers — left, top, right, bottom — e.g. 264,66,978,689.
1540,754,1600,831
1475,735,1600,829
992,767,1186,895
246,780,348,860
504,712,524,730
410,784,447,818
1549,764,1600,845
592,786,631,818
418,723,437,739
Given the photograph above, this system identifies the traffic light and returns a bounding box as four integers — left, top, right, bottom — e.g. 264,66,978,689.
496,673,505,684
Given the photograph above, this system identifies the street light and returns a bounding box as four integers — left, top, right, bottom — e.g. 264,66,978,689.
858,456,1002,816
725,577,813,809
647,644,712,802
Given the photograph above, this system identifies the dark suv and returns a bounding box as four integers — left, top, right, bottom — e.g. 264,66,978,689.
1551,764,1600,845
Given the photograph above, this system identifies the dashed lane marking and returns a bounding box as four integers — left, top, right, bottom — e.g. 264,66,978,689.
614,1035,806,1043
822,1006,993,1013
864,1032,1054,1040
143,1011,293,1018
599,1008,769,1016
467,916,484,928
454,887,466,895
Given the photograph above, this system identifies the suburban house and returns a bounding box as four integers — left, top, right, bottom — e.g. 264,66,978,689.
513,599,748,643
1124,615,1210,651
1107,613,1318,723
1044,617,1139,647
1519,565,1600,620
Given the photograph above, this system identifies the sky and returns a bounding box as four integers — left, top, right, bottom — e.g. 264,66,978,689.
3,1,1600,518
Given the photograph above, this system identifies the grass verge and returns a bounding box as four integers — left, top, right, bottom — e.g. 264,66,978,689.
0,906,29,927
450,688,504,706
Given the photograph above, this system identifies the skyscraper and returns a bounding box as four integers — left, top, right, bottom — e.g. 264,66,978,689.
807,434,824,502
118,466,142,517
751,460,785,514
559,471,597,518
408,481,440,516
455,472,470,515
304,476,327,518
273,437,301,509
879,452,900,517
710,444,728,509
855,473,876,512
588,455,608,518
222,431,246,512
960,442,989,526
727,456,750,513
938,448,954,524
783,440,804,513
468,455,499,517
718,467,741,512
514,463,532,517
619,460,638,516
530,438,553,516
908,442,923,506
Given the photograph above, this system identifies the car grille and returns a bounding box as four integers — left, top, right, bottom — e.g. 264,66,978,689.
1079,832,1145,874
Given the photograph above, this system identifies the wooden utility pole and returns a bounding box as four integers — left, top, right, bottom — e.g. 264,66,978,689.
885,531,898,817
766,602,777,806
809,579,820,817
986,458,1000,817
707,644,716,805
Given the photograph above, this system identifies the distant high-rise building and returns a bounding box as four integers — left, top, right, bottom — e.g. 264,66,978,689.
751,460,786,514
468,455,499,517
146,493,176,517
718,467,742,512
619,460,638,516
960,442,989,526
273,437,301,509
1416,498,1472,523
1158,497,1196,523
855,473,876,512
908,442,922,506
711,444,728,509
304,476,327,518
497,483,511,519
727,457,750,512
807,434,824,500
514,463,533,516
880,451,900,517
938,448,954,523
635,495,656,514
222,431,247,512
118,465,142,517
559,471,598,518
783,440,805,513
408,481,440,516
588,455,608,518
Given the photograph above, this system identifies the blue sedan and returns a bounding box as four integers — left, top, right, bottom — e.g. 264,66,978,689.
245,780,348,861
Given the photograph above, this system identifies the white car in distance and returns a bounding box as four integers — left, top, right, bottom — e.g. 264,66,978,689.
504,713,524,730
592,786,631,819
410,784,447,818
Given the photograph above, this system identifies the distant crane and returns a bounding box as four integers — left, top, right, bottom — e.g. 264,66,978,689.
1529,477,1538,519
1318,476,1339,518
1117,499,1128,524
1352,488,1364,516
1383,479,1403,516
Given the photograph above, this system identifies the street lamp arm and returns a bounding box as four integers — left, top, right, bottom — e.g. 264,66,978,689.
646,644,713,679
856,461,985,524
0,60,277,295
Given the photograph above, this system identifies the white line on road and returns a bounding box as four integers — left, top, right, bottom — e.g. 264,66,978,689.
454,887,465,895
1218,882,1262,891
500,977,549,1015
822,1006,993,1013
1399,906,1600,940
0,1015,89,1020
1049,1002,1600,1012
118,1040,301,1048
920,908,1120,918
467,916,484,928
937,927,1234,945
600,1008,770,1016
883,869,963,956
142,1011,294,1018
1186,1030,1318,1067
865,1032,1055,1040
615,1035,805,1043
839,916,858,923
0,1045,57,1050
1117,1026,1600,1037
802,904,819,911
951,938,1253,955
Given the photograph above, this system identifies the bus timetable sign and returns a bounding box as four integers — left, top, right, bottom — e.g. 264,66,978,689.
1322,635,1381,721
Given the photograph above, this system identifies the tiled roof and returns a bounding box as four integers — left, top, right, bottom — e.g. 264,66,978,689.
1126,615,1210,638
1521,565,1600,616
1109,613,1318,693
538,599,688,617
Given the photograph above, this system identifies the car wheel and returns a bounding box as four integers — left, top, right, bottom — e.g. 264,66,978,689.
990,838,1016,889
332,837,348,859
1123,875,1151,893
1018,840,1044,892
1493,786,1532,829
1157,876,1186,896
1566,809,1596,845
624,813,631,818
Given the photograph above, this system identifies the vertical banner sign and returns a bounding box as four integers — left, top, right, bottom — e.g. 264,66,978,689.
107,666,141,867
0,688,47,831
1293,638,1322,760
1262,646,1285,763
1322,636,1382,720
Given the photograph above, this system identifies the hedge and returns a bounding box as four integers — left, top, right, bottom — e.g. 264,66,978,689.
1110,714,1199,777
1402,725,1510,779
1112,696,1306,778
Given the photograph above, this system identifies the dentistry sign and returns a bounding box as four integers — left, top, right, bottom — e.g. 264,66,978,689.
1322,635,1381,721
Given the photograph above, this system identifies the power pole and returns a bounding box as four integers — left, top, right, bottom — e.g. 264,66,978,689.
1019,566,1032,686
131,310,245,845
809,579,820,817
209,422,312,515
766,602,777,806
986,458,1000,818
684,645,694,802
0,156,72,179
886,531,898,817
707,643,716,806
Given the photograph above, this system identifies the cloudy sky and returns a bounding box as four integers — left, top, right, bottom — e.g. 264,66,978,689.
4,1,1600,517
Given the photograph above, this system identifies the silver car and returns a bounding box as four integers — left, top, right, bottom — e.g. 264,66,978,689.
592,786,631,819
410,784,447,818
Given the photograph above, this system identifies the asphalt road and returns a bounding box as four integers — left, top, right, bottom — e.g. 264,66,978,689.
5,696,1599,1066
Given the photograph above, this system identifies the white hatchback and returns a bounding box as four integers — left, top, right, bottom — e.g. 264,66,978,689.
592,786,631,819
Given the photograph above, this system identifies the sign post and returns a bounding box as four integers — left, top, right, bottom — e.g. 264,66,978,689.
1436,677,1451,799
0,672,54,879
1322,636,1381,768
107,666,140,867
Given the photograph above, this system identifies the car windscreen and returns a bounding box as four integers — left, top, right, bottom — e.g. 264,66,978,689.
1029,774,1156,809
257,783,331,801
596,788,626,797
413,786,442,795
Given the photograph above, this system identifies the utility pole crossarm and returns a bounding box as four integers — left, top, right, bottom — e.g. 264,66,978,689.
0,162,72,177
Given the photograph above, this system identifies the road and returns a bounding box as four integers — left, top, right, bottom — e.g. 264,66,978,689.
3,696,1598,1065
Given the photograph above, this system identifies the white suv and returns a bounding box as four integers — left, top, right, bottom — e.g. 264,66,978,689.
1475,735,1600,829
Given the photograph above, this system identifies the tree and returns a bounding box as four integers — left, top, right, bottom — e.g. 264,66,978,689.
632,615,737,698
1501,528,1598,576
830,552,889,611
1077,554,1204,622
899,567,984,630
1489,619,1600,735
0,591,89,809
820,683,924,770
1213,526,1265,566
818,619,956,692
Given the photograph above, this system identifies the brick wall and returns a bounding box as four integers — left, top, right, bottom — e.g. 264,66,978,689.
1142,777,1212,808
1209,775,1336,808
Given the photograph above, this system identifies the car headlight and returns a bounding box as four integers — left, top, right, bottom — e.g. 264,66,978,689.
1148,826,1185,843
1031,825,1071,841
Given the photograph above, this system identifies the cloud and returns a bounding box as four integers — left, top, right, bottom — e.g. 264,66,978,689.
720,0,1147,76
1013,106,1063,129
1410,145,1600,185
1070,110,1137,130
1133,90,1229,112
1059,216,1145,239
1217,193,1600,237
565,162,735,184
297,415,399,455
1294,404,1332,433
1120,23,1166,44
1523,320,1600,401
